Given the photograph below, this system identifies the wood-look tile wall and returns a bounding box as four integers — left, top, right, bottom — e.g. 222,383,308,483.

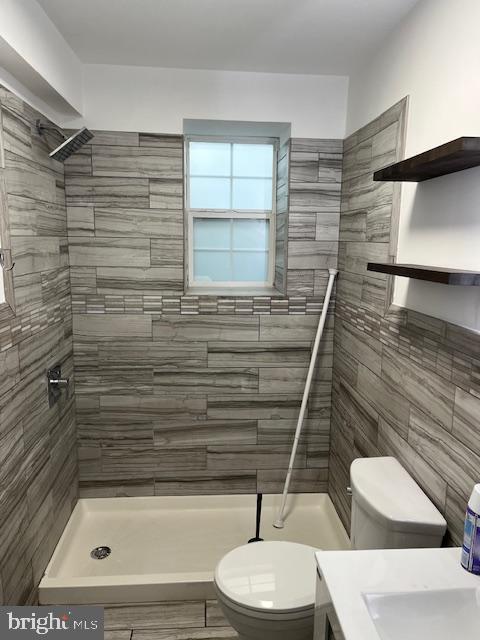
65,132,342,497
0,87,77,605
329,98,480,545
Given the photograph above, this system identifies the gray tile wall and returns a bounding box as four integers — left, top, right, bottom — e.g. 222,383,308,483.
0,87,77,605
65,132,342,497
329,98,480,545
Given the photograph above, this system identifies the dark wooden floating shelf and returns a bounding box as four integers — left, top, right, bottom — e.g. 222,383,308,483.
373,137,480,182
367,263,480,286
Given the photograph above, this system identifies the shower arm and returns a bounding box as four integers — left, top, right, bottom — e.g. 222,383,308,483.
36,120,66,141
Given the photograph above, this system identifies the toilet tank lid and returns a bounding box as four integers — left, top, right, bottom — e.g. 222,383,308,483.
350,457,447,534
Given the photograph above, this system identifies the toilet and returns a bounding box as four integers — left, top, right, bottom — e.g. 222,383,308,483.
214,457,447,640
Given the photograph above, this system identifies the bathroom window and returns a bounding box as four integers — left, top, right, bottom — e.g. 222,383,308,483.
0,268,4,305
0,150,14,314
0,224,14,313
0,234,5,305
185,137,277,292
0,198,12,309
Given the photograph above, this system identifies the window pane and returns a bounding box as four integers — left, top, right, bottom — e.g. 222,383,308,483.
194,250,232,282
233,144,274,178
233,219,269,250
188,140,275,286
189,142,231,176
194,218,230,250
190,177,231,209
232,251,269,282
232,178,272,210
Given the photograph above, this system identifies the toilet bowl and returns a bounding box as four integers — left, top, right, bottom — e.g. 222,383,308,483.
214,457,448,640
214,541,317,640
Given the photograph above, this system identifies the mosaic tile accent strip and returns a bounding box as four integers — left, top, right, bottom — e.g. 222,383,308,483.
71,294,332,316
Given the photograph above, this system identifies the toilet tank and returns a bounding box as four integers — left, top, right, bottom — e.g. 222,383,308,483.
350,457,447,550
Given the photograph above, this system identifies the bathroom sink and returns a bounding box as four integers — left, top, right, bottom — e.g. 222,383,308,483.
363,588,480,640
316,548,480,640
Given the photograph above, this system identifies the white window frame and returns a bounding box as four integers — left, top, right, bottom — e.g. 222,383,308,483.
185,135,278,292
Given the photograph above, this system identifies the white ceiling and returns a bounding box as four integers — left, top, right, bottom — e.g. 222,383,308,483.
37,0,420,75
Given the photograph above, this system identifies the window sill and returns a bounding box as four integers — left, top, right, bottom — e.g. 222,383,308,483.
184,286,285,298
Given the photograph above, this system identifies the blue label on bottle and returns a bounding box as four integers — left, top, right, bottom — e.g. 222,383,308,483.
471,521,480,575
462,506,480,574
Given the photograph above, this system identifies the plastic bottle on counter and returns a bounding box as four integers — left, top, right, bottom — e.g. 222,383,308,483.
461,484,480,574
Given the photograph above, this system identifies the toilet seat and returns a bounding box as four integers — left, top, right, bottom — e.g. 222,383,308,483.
214,541,318,615
216,588,314,622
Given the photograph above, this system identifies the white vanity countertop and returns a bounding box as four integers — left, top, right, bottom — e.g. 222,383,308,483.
316,547,480,640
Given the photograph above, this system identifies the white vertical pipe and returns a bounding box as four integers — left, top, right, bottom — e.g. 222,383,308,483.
273,268,338,529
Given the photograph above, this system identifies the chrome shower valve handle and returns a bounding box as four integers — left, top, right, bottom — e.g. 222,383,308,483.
0,249,15,272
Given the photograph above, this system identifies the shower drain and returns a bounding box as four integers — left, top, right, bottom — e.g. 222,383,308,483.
90,546,111,560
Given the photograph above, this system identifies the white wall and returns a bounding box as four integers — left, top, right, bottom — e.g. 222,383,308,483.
0,0,83,119
347,0,480,331
0,1,348,137
64,64,348,139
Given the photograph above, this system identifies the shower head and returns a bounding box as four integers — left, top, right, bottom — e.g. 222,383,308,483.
48,127,94,162
36,120,94,162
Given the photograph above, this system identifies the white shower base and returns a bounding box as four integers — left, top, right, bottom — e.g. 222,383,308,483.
39,493,349,605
